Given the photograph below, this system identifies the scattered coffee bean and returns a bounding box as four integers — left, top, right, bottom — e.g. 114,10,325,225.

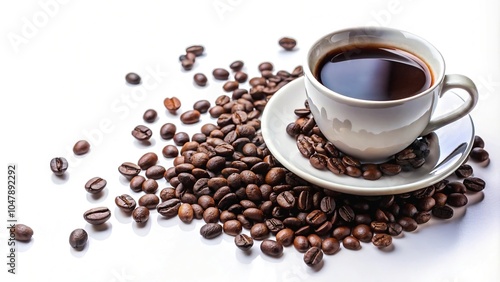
463,177,486,192
84,177,107,194
138,194,160,209
473,135,485,148
173,132,190,146
143,109,157,123
11,224,34,241
304,247,323,266
83,207,111,225
129,175,145,192
235,234,253,251
73,140,90,155
178,203,194,223
50,157,68,176
470,147,489,162
432,205,454,219
131,125,152,141
194,73,208,86
278,37,297,51
125,72,141,84
352,224,373,242
446,193,468,207
213,68,230,80
137,152,158,170
157,198,181,218
186,45,204,56
181,59,194,70
115,194,136,212
193,100,211,113
162,145,179,158
118,162,141,179
372,233,392,248
164,97,182,113
200,223,223,239
260,239,283,257
160,123,177,140
258,62,273,72
322,237,340,255
132,206,150,223
69,228,88,249
343,235,361,250
180,110,201,124
234,71,248,83
223,219,242,236
230,60,244,71
223,81,239,92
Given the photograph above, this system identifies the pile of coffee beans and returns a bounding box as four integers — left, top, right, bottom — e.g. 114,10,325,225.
287,105,430,180
48,40,490,269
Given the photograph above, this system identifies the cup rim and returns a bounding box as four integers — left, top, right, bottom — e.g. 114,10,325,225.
305,26,446,106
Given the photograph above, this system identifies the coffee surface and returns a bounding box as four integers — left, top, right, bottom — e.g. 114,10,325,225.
316,46,432,101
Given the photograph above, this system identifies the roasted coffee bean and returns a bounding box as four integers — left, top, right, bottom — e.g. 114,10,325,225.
379,163,402,176
193,100,211,113
192,133,207,143
115,194,136,212
332,226,351,240
279,37,297,51
223,81,239,92
84,177,107,194
319,196,336,214
178,203,194,223
276,191,296,209
463,177,486,192
181,59,194,70
343,235,361,250
235,234,253,251
472,135,485,148
203,207,220,223
138,194,160,209
69,228,88,249
339,205,355,223
143,109,157,123
260,239,283,257
11,224,34,241
137,152,158,170
162,145,179,158
157,198,181,218
229,60,244,71
387,222,403,236
223,219,242,236
73,140,90,155
128,175,145,192
164,97,182,113
470,147,489,162
432,205,454,219
213,68,230,80
293,235,310,252
50,157,68,176
132,125,152,141
398,216,418,231
197,195,215,210
415,211,432,224
258,62,273,72
275,228,294,246
291,65,304,77
160,123,177,140
327,158,346,175
186,45,204,56
250,223,270,240
309,153,328,170
83,207,111,225
304,247,323,266
118,162,141,179
306,210,327,227
307,234,322,248
372,233,392,248
415,196,436,212
446,181,467,194
363,167,382,180
191,204,204,220
446,193,468,207
132,206,150,223
180,110,201,124
352,224,373,242
141,179,158,194
321,237,340,255
220,210,236,223
243,207,264,222
125,72,141,84
143,164,165,179
193,73,208,86
234,71,248,83
346,166,362,177
200,223,223,239
401,203,418,218
455,164,473,178
173,132,190,146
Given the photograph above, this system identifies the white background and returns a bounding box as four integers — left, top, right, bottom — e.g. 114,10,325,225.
1,1,499,281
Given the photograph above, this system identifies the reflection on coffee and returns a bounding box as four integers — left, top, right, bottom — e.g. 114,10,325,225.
315,45,433,101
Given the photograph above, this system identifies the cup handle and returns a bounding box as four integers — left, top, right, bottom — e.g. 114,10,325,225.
420,74,478,136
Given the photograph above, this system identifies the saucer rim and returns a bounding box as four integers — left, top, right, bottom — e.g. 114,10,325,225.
261,77,475,196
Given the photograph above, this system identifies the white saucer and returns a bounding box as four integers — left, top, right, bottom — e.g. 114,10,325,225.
261,77,475,196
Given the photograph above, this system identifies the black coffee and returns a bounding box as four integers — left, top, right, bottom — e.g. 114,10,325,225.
315,45,432,101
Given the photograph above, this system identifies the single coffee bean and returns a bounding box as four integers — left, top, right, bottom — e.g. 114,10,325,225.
455,164,473,178
306,210,327,227
339,205,355,223
230,60,244,71
398,216,418,231
83,207,111,225
352,224,373,242
415,196,436,212
265,218,285,234
223,81,239,92
446,181,467,193
379,163,402,176
372,233,392,248
137,152,158,170
50,157,68,176
276,191,296,209
446,193,468,207
162,145,179,158
278,37,297,51
243,208,265,223
293,235,310,252
322,237,340,255
180,110,201,124
213,68,230,80
115,194,136,212
178,203,194,223
145,165,166,180
387,222,403,236
143,109,157,123
343,235,361,250
132,206,150,223
181,59,194,70
234,71,248,83
157,198,181,218
304,247,323,267
160,123,177,140
235,233,253,251
320,196,336,214
164,97,182,113
258,62,273,72
363,167,382,180
473,135,485,148
463,177,486,192
11,224,34,241
200,223,223,239
432,205,454,219
193,73,208,86
275,228,294,246
131,125,152,141
332,226,351,240
125,72,141,84
193,100,211,113
203,207,220,223
415,211,432,224
129,175,145,192
84,177,107,194
185,45,204,56
69,228,88,249
307,234,322,248
173,132,190,146
138,194,160,209
73,140,90,155
470,147,489,162
223,219,242,236
141,179,159,194
250,223,270,240
260,239,283,257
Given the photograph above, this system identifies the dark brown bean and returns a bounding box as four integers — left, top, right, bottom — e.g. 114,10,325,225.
143,109,157,123
118,162,141,180
125,72,141,84
223,219,242,236
235,234,253,251
200,223,223,239
84,177,107,194
343,235,361,250
138,194,160,209
432,205,454,219
322,237,340,255
115,194,136,212
304,247,323,266
131,125,152,141
83,207,111,225
260,239,283,257
463,177,486,192
193,73,208,86
213,68,230,80
234,71,248,83
73,140,90,155
180,110,201,124
160,123,177,140
470,147,489,162
11,224,34,242
132,206,150,223
223,81,239,92
372,233,392,248
258,62,273,72
278,37,297,51
193,100,211,113
137,152,158,170
157,198,181,218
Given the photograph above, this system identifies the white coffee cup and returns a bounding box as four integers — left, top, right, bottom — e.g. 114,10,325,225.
304,27,478,162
